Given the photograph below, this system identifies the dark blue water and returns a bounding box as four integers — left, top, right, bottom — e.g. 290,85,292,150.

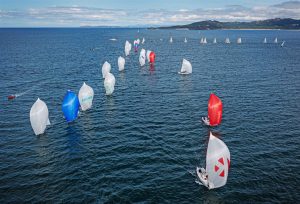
0,28,299,203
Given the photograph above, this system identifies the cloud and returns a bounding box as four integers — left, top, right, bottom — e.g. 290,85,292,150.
0,1,300,26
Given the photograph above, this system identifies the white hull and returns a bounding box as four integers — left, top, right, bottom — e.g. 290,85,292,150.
196,167,210,189
201,117,210,126
178,71,190,75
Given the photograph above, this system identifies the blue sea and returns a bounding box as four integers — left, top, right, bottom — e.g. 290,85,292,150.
0,28,299,203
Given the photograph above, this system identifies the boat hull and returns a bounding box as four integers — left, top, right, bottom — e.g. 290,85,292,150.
196,167,209,189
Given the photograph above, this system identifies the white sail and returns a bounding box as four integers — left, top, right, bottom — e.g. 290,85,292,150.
78,82,94,111
178,59,192,74
274,37,278,43
118,56,125,71
225,38,230,44
213,38,217,44
170,37,173,43
146,50,151,62
102,61,111,79
206,132,230,189
125,40,132,56
104,72,116,95
142,37,145,44
237,37,242,44
136,38,140,44
281,41,285,47
139,49,146,66
30,98,50,135
184,37,187,43
263,37,267,43
200,37,204,44
203,37,207,44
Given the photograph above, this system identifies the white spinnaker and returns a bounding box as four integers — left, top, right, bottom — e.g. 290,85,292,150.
206,132,230,189
125,40,132,56
102,61,111,78
104,72,116,95
139,49,146,66
30,98,50,135
78,82,94,111
146,50,151,62
118,56,125,71
180,59,192,74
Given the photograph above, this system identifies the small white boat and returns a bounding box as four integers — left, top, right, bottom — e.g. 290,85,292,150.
274,37,278,43
178,59,192,75
213,38,217,44
170,37,173,43
225,38,230,44
184,37,187,43
196,132,230,190
203,37,207,44
263,37,267,43
237,37,242,44
200,37,204,44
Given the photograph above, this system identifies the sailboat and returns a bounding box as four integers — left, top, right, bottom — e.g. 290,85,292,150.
274,37,278,43
281,41,285,47
178,59,192,75
213,38,217,44
203,37,207,44
184,37,187,43
196,132,230,190
237,37,242,44
170,36,173,43
200,37,204,44
225,38,230,44
142,37,145,44
263,37,267,43
202,93,223,126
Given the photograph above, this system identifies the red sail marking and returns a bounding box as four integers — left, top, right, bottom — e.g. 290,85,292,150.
219,170,225,177
227,158,230,170
214,165,219,172
218,157,224,165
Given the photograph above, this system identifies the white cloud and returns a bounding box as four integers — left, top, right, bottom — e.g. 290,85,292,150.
0,1,300,26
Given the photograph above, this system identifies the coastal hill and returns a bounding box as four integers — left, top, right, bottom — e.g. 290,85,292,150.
156,18,300,30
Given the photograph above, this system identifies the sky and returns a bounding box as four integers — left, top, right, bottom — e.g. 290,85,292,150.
0,0,300,27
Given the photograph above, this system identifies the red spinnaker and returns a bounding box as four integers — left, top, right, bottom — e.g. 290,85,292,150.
208,93,223,126
149,52,156,64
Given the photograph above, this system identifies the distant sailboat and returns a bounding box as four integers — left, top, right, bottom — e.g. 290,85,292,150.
202,93,223,127
237,37,242,44
196,132,230,190
139,49,146,66
142,37,145,44
274,37,278,43
178,59,192,75
281,41,285,47
170,36,173,43
213,38,217,44
184,37,187,43
263,37,267,43
203,37,207,44
200,37,204,44
225,38,230,44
